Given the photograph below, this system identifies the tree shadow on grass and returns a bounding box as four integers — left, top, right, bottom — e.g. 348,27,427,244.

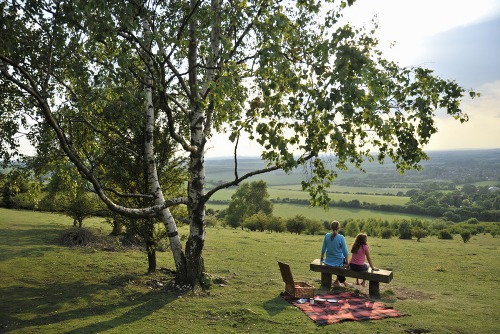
262,294,291,316
0,226,62,259
0,274,178,333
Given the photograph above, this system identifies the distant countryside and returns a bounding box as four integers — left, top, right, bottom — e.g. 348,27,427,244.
205,149,500,230
2,149,500,235
2,150,500,333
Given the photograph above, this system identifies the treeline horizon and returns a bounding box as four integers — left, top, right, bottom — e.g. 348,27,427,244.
209,183,500,223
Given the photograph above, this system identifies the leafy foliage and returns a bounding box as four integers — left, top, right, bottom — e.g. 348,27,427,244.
225,181,273,228
0,0,478,284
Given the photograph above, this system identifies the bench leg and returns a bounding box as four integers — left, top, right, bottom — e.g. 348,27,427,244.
320,273,332,288
368,281,380,298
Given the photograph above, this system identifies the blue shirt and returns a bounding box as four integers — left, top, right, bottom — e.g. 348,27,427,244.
321,233,349,267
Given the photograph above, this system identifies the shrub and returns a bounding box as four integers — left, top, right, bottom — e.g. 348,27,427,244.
412,227,428,242
267,216,286,233
243,219,260,231
286,215,307,234
466,218,479,225
460,231,472,243
344,221,360,237
306,219,323,235
438,230,453,240
57,227,100,247
380,228,392,239
243,213,269,232
204,215,219,228
398,221,412,239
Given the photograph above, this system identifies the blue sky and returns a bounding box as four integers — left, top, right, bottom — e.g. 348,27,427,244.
206,0,500,157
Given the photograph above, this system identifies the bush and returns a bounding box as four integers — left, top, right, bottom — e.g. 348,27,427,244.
398,221,412,239
438,230,453,240
344,221,360,237
380,228,392,239
460,231,472,243
466,218,479,225
267,216,286,233
204,215,219,228
243,219,261,231
286,215,307,234
306,219,323,235
412,227,428,242
57,227,100,247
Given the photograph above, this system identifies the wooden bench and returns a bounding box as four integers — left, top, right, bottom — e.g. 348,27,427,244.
310,259,393,298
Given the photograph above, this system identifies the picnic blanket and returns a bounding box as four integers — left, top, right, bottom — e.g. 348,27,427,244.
282,291,404,325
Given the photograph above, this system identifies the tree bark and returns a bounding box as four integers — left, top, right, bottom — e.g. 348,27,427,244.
145,238,157,274
110,220,122,236
142,18,186,281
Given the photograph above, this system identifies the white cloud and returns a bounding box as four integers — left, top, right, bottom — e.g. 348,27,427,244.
343,0,500,65
426,80,500,150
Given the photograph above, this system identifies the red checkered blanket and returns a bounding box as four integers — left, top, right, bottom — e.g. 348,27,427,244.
283,291,404,325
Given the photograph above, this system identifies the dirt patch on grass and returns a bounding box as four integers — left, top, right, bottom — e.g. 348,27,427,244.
390,285,433,300
404,329,431,334
56,227,143,251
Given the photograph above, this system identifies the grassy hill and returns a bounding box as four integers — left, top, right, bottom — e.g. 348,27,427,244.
1,208,499,333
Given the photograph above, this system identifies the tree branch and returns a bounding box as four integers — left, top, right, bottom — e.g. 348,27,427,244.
204,153,315,200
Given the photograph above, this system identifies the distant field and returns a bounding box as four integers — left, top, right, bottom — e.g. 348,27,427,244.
270,184,412,195
207,187,410,206
207,202,431,222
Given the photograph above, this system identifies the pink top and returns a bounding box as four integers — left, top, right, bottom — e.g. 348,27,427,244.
350,245,368,265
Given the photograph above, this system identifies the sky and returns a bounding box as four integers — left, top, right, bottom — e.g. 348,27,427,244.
205,0,500,157
15,1,500,158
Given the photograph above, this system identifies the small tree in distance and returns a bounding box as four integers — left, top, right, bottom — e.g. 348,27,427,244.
398,221,413,240
412,227,428,242
286,215,308,235
460,231,472,243
225,181,273,229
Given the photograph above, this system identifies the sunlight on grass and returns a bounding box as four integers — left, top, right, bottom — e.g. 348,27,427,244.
0,208,499,334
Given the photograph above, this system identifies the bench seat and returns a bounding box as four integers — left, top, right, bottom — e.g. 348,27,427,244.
309,259,393,298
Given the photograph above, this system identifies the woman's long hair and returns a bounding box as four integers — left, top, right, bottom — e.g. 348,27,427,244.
330,220,340,240
351,233,368,253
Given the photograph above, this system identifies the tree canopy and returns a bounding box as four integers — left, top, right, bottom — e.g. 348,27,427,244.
0,0,477,286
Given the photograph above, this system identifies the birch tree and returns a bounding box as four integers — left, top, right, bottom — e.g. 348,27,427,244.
0,0,477,287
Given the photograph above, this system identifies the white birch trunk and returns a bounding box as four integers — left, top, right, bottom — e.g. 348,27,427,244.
182,0,222,286
143,20,185,277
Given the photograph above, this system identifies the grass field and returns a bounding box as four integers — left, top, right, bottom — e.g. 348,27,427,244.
1,208,499,333
208,187,410,206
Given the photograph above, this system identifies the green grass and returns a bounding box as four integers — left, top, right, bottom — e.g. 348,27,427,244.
208,187,410,205
1,208,499,333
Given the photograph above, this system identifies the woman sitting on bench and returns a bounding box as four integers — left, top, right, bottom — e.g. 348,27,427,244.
320,220,351,288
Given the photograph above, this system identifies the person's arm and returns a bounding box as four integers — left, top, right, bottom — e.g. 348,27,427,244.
365,248,378,271
341,236,349,266
320,235,326,263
